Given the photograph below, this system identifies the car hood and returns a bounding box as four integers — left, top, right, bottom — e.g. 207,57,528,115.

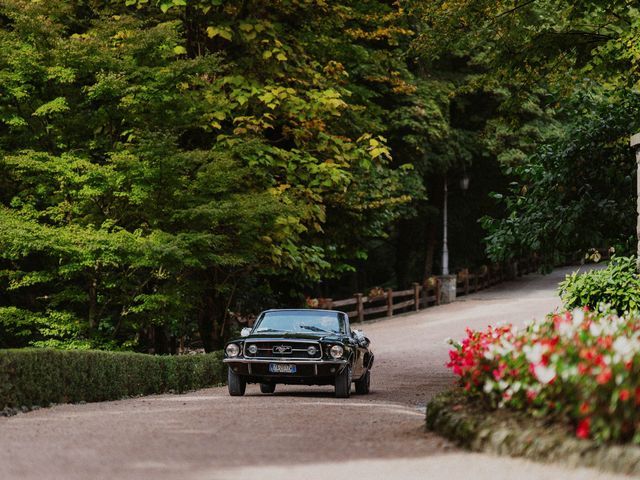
241,332,347,343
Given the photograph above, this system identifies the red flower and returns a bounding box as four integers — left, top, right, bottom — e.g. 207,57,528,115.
577,363,590,375
596,368,612,385
576,418,591,439
579,402,589,415
597,336,613,349
619,389,631,402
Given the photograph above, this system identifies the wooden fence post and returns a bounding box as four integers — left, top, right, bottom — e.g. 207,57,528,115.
386,288,393,317
355,293,364,323
422,279,429,308
412,283,420,311
319,298,333,309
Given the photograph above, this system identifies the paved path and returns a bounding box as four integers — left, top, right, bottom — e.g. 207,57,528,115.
0,266,625,480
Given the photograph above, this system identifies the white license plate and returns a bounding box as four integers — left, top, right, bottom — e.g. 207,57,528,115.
269,363,296,374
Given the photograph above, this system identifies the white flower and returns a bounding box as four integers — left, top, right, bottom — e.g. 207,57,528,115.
533,364,556,384
571,308,584,327
589,322,603,337
483,381,494,394
557,321,574,337
523,343,546,364
612,336,634,358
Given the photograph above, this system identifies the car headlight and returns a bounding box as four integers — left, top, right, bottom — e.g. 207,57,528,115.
329,345,344,359
226,343,240,357
307,346,317,356
247,344,258,355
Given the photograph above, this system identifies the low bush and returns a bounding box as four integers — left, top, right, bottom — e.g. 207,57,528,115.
447,309,640,443
559,256,640,313
0,349,223,412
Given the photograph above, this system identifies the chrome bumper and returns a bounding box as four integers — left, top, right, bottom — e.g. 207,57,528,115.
223,358,346,364
223,357,347,376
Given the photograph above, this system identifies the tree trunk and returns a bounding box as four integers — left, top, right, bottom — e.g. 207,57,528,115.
424,175,445,279
423,222,437,279
197,291,227,352
153,325,169,355
637,148,640,272
88,276,98,329
197,295,215,353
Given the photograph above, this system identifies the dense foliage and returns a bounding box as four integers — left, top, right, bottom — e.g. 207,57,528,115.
0,0,426,351
448,309,640,444
482,94,639,265
1,0,638,352
560,257,640,314
0,348,223,412
412,1,640,265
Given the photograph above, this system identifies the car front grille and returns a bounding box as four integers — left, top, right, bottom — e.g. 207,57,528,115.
243,340,322,360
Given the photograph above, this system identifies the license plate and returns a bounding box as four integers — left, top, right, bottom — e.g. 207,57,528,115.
269,363,296,374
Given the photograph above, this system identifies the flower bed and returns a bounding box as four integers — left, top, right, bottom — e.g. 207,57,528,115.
447,308,640,443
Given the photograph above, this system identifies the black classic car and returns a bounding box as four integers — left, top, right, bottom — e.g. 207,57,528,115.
223,309,374,398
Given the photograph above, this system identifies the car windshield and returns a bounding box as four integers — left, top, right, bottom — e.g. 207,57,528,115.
254,311,345,334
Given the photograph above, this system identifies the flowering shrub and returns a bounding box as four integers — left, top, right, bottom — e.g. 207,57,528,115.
447,308,640,443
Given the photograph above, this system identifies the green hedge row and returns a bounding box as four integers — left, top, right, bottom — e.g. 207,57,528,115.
0,349,224,412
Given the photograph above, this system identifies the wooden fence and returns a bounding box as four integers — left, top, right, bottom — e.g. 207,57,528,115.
317,256,543,322
455,256,540,297
315,279,440,323
233,250,612,327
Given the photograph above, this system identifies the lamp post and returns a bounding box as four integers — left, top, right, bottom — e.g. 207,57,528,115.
441,173,470,276
630,133,640,272
439,172,470,303
442,177,449,275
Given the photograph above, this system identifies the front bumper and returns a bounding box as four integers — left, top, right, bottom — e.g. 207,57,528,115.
224,357,347,379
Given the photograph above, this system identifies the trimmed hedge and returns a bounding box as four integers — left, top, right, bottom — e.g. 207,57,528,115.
0,349,224,412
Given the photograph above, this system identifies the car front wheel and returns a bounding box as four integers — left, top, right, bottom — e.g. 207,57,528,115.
260,383,276,394
228,368,246,396
334,364,352,398
354,369,370,394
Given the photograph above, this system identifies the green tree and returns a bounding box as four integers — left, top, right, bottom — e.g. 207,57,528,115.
0,0,422,350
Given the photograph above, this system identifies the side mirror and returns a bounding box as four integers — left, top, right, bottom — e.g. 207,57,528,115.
353,329,369,348
240,327,252,337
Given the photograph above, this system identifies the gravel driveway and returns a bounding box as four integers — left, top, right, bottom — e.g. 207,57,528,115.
0,265,626,480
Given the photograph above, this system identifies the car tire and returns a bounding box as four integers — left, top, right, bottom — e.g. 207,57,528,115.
354,369,370,394
260,383,276,394
334,364,352,398
228,368,246,396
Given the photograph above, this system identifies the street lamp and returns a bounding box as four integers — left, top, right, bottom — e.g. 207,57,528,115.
630,133,640,272
442,173,470,276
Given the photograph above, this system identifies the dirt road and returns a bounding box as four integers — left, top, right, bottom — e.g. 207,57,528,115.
0,266,626,480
